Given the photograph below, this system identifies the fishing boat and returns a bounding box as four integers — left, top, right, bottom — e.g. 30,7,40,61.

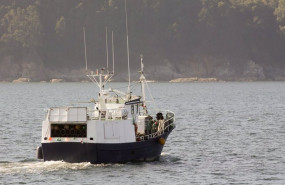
36,1,175,164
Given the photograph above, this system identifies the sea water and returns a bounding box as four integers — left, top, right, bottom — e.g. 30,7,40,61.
0,82,284,185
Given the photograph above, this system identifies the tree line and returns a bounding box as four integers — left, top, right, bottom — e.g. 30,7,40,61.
1,0,285,81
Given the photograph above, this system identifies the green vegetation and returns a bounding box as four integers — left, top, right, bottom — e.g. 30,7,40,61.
0,0,285,81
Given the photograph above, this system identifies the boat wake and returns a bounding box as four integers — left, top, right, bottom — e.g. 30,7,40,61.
160,152,182,164
0,160,120,175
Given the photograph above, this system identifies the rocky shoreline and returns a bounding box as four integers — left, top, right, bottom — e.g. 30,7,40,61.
169,77,220,83
1,58,285,83
3,77,285,83
11,78,66,83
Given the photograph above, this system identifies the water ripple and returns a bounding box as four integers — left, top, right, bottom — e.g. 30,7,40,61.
0,82,284,184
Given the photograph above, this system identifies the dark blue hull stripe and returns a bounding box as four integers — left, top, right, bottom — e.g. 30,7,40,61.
42,130,172,164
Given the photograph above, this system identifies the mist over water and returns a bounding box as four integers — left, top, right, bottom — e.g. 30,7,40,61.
0,82,284,184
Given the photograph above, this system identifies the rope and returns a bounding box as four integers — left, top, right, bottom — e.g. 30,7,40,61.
145,82,160,112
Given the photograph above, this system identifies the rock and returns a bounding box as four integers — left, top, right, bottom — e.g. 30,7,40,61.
146,80,156,83
169,77,198,82
242,60,265,80
12,78,31,83
274,76,285,81
169,77,218,82
81,80,89,83
50,79,65,83
197,78,218,82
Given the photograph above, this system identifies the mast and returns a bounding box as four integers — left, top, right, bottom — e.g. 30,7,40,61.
82,27,114,111
99,70,103,93
139,54,147,115
112,31,115,74
83,29,110,97
125,0,131,96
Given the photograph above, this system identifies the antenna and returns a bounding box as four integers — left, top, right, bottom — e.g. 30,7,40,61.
112,31,115,74
83,27,88,71
125,0,131,93
140,54,144,73
105,27,109,74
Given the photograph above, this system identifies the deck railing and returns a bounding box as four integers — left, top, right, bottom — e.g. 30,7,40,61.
136,110,175,141
87,108,127,121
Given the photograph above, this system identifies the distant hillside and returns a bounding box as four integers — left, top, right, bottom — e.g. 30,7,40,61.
0,0,285,82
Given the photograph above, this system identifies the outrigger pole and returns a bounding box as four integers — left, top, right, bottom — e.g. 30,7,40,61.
112,31,115,74
83,27,88,72
82,27,115,95
106,27,109,74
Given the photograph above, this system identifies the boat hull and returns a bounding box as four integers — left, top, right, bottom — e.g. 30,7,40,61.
41,129,172,164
